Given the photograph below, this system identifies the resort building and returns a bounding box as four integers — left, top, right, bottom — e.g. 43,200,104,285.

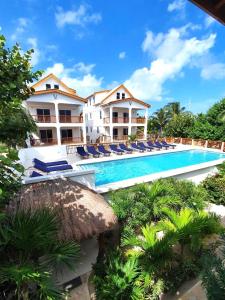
84,84,150,143
24,74,87,147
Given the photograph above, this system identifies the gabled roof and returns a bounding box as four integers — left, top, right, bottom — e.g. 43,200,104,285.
101,84,134,105
33,89,87,103
101,97,151,108
32,73,76,94
86,89,111,99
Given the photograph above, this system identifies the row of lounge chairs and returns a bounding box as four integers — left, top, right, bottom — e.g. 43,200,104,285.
77,141,176,158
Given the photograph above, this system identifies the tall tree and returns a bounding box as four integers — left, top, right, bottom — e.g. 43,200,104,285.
152,108,169,135
166,102,186,118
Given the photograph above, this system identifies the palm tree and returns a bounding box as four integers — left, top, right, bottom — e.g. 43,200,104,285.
123,223,177,275
152,108,169,135
157,208,223,256
0,208,80,299
166,102,186,118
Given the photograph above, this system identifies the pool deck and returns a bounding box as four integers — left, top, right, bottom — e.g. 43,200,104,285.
74,145,225,193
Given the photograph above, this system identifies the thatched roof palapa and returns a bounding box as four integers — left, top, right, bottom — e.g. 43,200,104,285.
7,179,117,241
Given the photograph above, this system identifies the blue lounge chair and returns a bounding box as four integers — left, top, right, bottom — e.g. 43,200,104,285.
77,146,90,158
130,143,145,152
33,158,68,167
147,141,161,150
109,144,124,155
119,143,133,154
30,171,43,177
155,141,170,150
34,163,73,173
161,140,176,149
137,142,153,151
97,145,111,156
87,145,101,158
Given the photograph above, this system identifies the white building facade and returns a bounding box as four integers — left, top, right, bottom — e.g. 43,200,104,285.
25,74,87,146
84,84,150,143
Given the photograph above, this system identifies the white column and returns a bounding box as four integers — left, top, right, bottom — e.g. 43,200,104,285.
55,102,61,145
83,124,87,144
221,142,224,152
144,109,148,140
128,107,132,136
110,106,113,142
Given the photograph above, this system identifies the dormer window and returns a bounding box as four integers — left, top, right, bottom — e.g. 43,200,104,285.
116,92,120,99
54,84,59,89
46,84,51,90
122,93,125,99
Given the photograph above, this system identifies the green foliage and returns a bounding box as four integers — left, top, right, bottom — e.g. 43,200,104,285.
201,234,225,300
202,162,225,205
93,249,164,300
164,112,195,138
0,149,23,207
128,134,137,142
0,208,80,299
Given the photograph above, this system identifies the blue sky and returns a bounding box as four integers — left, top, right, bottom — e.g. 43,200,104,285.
0,0,225,114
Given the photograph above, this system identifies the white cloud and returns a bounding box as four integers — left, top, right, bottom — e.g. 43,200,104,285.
118,51,126,59
205,16,216,28
201,63,225,80
11,17,29,41
45,62,103,97
125,27,216,101
55,5,102,28
168,0,186,12
27,37,40,66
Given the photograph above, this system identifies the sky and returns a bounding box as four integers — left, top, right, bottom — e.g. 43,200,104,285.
0,0,225,114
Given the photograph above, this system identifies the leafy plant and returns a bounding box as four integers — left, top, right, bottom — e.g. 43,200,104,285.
0,208,80,299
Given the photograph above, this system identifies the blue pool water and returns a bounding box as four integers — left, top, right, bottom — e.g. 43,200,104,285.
80,150,225,186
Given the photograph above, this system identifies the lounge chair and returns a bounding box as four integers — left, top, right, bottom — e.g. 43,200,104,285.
137,142,153,151
33,158,68,167
87,145,101,158
161,140,176,149
109,144,124,155
77,146,90,158
154,141,170,150
130,143,145,152
34,162,73,173
119,143,133,154
97,145,111,156
30,171,43,177
147,141,161,150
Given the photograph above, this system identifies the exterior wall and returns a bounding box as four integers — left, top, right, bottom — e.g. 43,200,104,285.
34,77,72,93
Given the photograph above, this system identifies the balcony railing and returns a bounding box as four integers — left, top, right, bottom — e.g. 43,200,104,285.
59,115,83,123
103,117,146,124
113,135,128,141
32,138,58,146
131,117,146,124
32,115,56,123
61,137,83,144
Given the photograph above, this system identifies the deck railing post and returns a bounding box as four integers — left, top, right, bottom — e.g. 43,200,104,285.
221,142,225,152
191,139,194,146
180,137,183,144
205,140,208,148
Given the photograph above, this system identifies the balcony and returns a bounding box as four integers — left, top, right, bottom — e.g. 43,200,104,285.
113,135,128,141
59,115,83,123
32,138,58,147
104,117,129,124
61,137,83,144
32,115,56,123
131,117,146,124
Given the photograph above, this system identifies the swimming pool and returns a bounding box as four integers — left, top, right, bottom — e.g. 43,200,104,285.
80,150,225,186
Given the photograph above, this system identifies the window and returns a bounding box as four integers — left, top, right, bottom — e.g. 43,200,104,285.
122,93,125,99
54,84,59,89
37,109,50,122
40,129,53,143
97,127,99,134
123,128,128,136
93,97,95,104
89,113,92,119
59,110,71,123
100,111,102,119
46,84,51,90
86,126,88,133
116,92,120,99
90,127,92,133
61,129,73,143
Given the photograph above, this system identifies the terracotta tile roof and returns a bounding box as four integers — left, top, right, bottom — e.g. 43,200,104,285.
32,89,87,103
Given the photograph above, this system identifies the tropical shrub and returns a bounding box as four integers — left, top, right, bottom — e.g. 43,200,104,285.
201,234,225,300
164,112,195,138
0,208,80,299
202,162,225,205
